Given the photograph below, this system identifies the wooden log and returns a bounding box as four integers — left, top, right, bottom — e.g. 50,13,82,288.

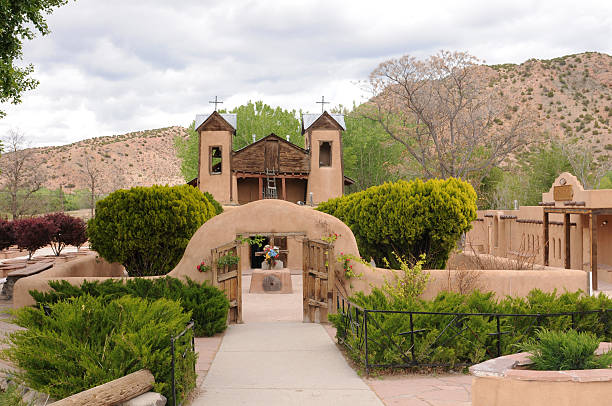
51,369,154,406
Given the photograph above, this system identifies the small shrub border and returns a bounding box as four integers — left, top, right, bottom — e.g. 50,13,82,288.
519,328,612,371
1,295,195,403
331,288,612,369
29,277,229,337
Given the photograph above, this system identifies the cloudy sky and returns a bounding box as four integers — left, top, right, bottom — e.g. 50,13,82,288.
1,0,611,147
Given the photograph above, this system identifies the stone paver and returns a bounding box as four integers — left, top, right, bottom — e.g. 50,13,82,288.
365,375,472,406
192,322,384,405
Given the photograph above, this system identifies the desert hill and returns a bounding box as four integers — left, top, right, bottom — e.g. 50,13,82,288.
5,52,611,196
23,126,189,193
483,51,612,154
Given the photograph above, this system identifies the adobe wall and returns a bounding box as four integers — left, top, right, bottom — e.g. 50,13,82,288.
466,173,612,275
198,130,233,204
349,266,587,300
12,255,127,308
167,199,362,284
306,129,344,204
11,199,589,308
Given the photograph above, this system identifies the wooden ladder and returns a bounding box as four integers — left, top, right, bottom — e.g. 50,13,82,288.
265,169,278,199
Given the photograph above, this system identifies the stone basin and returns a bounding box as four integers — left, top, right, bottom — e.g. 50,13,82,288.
470,342,612,406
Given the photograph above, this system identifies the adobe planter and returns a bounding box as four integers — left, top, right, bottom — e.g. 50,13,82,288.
470,343,612,406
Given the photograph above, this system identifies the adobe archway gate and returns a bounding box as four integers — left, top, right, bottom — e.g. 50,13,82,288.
210,236,336,324
164,199,363,324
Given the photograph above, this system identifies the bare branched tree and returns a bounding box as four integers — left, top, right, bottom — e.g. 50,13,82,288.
82,157,101,218
365,50,535,181
0,129,44,219
560,142,611,189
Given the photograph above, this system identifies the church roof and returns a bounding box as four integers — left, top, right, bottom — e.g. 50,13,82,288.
302,112,346,132
195,112,237,131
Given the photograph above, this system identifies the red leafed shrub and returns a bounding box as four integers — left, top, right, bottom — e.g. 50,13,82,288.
0,219,16,251
13,217,58,259
44,213,88,256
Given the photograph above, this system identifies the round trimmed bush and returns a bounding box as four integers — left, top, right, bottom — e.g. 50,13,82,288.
317,178,477,269
87,185,217,276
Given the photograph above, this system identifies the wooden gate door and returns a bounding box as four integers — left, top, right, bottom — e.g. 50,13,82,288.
212,241,242,323
302,239,334,323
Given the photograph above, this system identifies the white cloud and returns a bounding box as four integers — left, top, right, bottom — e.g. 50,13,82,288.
0,0,611,146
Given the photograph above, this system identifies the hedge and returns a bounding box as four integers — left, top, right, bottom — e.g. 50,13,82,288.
29,277,229,337
317,178,477,269
1,295,195,403
330,288,612,368
87,185,217,276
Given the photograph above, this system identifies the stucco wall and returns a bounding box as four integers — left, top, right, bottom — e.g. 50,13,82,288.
466,172,612,275
198,130,233,204
11,200,589,309
306,129,343,204
12,255,127,308
237,178,259,204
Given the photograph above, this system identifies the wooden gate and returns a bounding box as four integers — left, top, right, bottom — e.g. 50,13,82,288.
212,241,242,323
302,239,334,323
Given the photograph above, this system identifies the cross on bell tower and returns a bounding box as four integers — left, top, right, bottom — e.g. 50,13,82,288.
316,96,329,114
209,96,223,111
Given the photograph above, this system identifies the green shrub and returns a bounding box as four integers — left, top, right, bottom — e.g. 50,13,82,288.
317,178,477,269
1,295,195,403
330,288,612,368
203,191,224,215
87,185,217,276
29,277,229,337
0,384,32,406
519,329,612,370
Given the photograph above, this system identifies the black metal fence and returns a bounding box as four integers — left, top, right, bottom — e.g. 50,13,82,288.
170,320,196,406
335,295,612,375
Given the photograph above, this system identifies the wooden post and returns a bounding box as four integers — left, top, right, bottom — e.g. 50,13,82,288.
543,211,549,266
236,245,243,324
51,370,154,406
590,213,598,291
303,239,310,322
564,213,571,269
281,177,287,201
258,176,263,200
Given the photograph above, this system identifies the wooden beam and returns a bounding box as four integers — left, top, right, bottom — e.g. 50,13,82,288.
51,370,154,406
308,298,328,308
564,213,571,269
308,269,329,280
281,177,287,200
218,270,238,282
258,176,263,200
543,211,549,266
590,213,598,291
235,172,308,179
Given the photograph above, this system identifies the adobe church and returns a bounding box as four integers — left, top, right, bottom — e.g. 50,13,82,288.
191,109,353,205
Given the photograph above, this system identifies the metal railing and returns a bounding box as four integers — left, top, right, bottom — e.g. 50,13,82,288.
171,321,195,406
335,294,612,375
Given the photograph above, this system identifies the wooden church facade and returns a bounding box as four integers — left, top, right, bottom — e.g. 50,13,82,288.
192,110,351,205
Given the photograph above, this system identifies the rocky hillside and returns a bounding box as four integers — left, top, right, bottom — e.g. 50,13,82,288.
484,52,612,154
24,126,188,193
5,52,610,196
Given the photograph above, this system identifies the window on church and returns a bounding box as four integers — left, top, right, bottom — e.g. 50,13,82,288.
210,146,222,174
319,141,331,167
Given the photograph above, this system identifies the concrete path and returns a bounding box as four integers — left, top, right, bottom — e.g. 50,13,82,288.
192,321,384,406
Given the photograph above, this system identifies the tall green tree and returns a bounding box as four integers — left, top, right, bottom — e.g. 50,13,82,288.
175,101,302,181
1,0,71,118
334,104,405,192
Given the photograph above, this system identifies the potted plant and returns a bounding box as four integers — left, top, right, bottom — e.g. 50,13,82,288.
470,329,612,406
